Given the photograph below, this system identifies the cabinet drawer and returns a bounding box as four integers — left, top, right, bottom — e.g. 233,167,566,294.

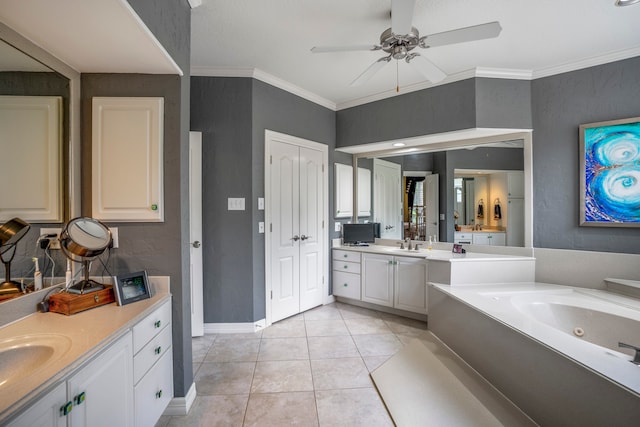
134,325,172,385
134,350,173,427
332,271,361,300
332,260,360,274
454,232,473,240
332,250,361,263
132,300,171,354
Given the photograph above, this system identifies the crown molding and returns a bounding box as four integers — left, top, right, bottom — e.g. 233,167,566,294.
190,66,336,110
532,46,640,79
192,46,640,111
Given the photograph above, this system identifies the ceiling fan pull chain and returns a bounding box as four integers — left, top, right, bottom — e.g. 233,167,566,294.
396,60,400,93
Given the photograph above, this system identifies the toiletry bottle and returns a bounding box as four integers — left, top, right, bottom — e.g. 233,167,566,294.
33,257,43,291
427,236,433,251
65,259,72,288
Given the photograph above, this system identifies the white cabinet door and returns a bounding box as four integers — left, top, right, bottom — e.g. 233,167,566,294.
361,253,394,307
92,97,164,222
68,332,134,427
6,382,67,427
134,350,173,427
472,234,491,245
0,95,62,223
491,233,506,246
334,163,353,218
394,256,427,314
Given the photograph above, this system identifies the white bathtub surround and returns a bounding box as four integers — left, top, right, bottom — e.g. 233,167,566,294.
429,281,640,426
533,247,640,289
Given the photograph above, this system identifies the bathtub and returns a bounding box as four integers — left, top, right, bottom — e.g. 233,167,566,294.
428,282,640,426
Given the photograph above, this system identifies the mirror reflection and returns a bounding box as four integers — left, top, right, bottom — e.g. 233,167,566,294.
354,140,526,246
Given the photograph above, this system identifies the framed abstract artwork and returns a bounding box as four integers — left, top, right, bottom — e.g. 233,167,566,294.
579,117,640,227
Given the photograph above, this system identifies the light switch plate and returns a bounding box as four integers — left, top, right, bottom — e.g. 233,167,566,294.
335,222,341,232
228,198,245,210
259,222,265,233
439,214,445,221
258,197,265,210
109,227,119,248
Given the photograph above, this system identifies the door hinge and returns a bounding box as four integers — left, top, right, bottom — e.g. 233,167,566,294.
322,164,325,172
322,220,324,229
322,276,324,284
270,155,272,164
270,290,273,300
270,223,272,232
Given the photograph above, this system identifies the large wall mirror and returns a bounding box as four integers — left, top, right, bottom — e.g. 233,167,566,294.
0,22,80,303
340,129,533,248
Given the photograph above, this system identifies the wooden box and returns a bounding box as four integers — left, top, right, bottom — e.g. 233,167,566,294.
49,286,115,315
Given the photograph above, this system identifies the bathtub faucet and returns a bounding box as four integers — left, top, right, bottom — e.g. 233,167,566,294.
618,342,640,365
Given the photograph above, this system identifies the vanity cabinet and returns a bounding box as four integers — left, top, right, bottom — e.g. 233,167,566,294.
332,250,361,300
6,300,172,427
472,232,505,246
361,253,427,314
132,300,173,427
92,97,164,222
7,333,133,427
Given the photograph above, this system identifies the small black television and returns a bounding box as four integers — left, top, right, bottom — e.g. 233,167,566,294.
342,223,376,245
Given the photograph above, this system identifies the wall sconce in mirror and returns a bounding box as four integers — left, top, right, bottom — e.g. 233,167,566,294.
0,217,31,296
60,217,112,294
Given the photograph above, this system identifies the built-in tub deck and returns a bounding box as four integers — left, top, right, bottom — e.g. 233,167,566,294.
428,282,640,426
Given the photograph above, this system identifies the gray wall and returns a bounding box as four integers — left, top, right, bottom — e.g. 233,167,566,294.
531,56,640,253
337,69,640,254
190,77,336,323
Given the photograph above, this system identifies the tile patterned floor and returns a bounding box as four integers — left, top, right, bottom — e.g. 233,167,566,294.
157,302,430,426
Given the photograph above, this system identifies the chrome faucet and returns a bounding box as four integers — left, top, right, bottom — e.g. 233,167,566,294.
405,238,412,251
619,342,640,365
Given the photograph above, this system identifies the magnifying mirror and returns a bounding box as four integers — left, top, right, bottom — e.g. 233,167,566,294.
60,217,112,294
0,217,31,296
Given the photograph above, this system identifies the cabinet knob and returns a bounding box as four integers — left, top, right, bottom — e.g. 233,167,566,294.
343,254,348,258
343,283,348,287
155,346,162,355
156,390,163,399
60,401,73,416
74,392,86,405
151,204,158,211
154,320,162,328
343,265,348,269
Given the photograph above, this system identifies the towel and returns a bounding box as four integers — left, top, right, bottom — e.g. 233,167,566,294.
494,203,502,220
477,203,484,219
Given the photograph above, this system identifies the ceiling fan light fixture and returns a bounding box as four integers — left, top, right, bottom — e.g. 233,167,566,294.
615,0,640,5
393,142,406,147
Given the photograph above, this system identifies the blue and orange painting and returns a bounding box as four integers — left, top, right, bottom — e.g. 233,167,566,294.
583,120,640,224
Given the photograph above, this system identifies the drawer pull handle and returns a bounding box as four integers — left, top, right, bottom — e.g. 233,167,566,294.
343,254,348,258
155,346,162,355
343,265,348,269
60,401,73,416
156,390,163,399
74,392,86,406
154,320,162,328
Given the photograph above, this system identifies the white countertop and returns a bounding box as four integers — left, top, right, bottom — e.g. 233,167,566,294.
334,244,533,262
0,285,171,421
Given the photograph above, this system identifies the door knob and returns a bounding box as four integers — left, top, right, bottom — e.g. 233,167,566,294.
191,241,201,248
300,235,311,241
292,235,300,241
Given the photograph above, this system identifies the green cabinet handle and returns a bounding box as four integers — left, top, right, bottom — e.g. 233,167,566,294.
343,283,348,287
343,265,348,269
155,346,162,355
60,401,73,416
343,254,348,258
156,390,163,399
154,320,161,328
74,392,86,405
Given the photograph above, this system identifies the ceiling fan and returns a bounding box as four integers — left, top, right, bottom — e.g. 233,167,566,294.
311,0,501,87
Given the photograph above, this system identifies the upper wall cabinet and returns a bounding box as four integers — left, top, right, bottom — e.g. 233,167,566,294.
0,95,62,223
334,163,371,218
92,97,164,222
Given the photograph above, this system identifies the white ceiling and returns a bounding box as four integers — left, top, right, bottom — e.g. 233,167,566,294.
191,0,640,110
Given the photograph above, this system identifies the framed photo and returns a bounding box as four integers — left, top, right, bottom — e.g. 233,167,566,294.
113,270,151,306
579,117,640,227
452,243,465,254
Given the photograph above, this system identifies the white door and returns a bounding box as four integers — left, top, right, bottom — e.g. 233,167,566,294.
189,131,204,337
266,131,327,324
425,174,439,240
374,159,402,239
299,147,324,312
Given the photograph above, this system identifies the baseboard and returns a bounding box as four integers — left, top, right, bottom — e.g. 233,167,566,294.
164,381,196,416
204,319,266,334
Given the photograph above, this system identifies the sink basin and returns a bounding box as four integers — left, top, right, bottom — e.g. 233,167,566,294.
0,334,72,388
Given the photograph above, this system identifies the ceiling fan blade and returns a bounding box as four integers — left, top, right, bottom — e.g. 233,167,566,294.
311,45,380,53
421,21,502,48
391,0,417,35
350,57,391,86
407,54,446,83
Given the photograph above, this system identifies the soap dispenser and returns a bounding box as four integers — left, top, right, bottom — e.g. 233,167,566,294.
427,236,433,251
